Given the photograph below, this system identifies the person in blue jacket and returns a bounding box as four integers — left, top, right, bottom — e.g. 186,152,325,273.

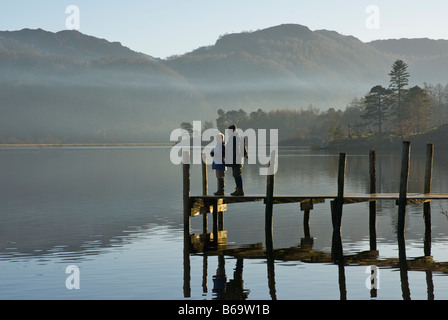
211,132,226,196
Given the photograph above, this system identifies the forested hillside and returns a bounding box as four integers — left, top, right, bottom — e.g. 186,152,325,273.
0,29,209,143
165,24,391,110
1,25,448,144
212,59,448,149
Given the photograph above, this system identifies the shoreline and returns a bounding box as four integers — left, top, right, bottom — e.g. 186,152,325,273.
0,142,175,148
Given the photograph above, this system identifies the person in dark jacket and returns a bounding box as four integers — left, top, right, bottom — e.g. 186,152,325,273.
210,132,226,196
226,124,247,196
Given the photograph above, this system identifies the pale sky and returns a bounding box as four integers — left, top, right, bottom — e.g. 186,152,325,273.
1,0,447,58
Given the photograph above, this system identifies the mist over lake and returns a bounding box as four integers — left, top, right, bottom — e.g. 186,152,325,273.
1,146,448,300
2,3,448,304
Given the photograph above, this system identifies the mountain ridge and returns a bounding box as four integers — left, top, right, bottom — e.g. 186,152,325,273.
1,24,448,143
0,28,153,62
165,24,448,110
0,28,210,143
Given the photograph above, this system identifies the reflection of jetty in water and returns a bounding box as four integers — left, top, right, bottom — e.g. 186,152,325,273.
182,142,448,300
183,202,443,300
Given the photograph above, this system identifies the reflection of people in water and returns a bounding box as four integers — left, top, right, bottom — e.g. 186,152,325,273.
212,256,227,299
210,132,226,196
213,257,249,300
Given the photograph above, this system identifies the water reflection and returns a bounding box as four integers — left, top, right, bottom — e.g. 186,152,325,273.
2,146,448,260
1,146,448,299
212,256,249,300
0,147,183,261
184,201,444,300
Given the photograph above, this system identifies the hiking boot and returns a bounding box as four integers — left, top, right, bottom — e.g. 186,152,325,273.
214,179,224,196
231,188,244,196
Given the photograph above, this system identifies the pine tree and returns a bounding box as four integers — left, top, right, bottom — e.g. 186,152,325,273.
361,85,391,135
388,59,410,136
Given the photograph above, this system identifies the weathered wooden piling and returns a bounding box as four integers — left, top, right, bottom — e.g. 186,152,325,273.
331,153,346,263
182,151,191,298
265,150,277,252
369,150,377,251
331,153,346,233
424,143,434,195
210,200,225,248
301,200,312,238
202,156,208,196
212,201,218,247
202,157,208,233
397,141,411,237
424,143,434,256
183,151,191,239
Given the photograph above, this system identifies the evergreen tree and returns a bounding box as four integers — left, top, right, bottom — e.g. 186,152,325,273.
361,85,391,135
406,86,431,133
388,59,410,136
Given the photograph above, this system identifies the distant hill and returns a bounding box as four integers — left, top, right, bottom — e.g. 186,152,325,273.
368,38,448,85
0,29,209,143
368,38,448,60
165,24,448,111
165,24,392,110
0,25,448,143
0,28,152,61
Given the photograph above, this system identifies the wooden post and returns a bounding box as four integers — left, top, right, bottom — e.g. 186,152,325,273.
332,153,346,232
202,155,208,196
301,201,312,239
369,150,377,251
182,150,191,298
218,211,224,231
202,255,208,294
266,247,277,301
265,150,277,302
183,151,191,239
265,150,276,253
331,153,346,264
183,242,191,298
424,143,434,256
397,141,411,237
424,143,434,195
337,153,346,200
303,210,310,237
203,210,208,234
398,233,410,300
212,200,218,247
202,156,208,234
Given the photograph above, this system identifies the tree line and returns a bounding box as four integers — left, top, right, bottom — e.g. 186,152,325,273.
361,59,431,137
192,59,448,145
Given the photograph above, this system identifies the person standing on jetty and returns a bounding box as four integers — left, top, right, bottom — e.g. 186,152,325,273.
210,132,226,196
226,124,247,196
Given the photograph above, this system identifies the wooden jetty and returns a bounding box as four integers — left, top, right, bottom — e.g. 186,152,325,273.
183,141,447,248
182,142,448,299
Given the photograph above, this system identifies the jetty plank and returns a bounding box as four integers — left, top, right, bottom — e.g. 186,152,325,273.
189,192,448,216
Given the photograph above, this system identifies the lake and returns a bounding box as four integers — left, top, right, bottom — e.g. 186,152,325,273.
1,145,448,300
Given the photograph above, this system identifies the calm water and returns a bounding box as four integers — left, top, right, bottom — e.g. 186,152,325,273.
1,145,448,300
